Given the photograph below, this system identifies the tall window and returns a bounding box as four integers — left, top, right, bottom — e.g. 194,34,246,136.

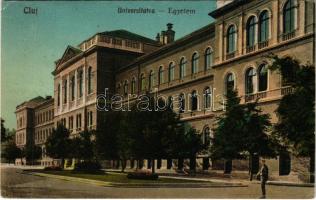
63,80,67,104
179,93,185,113
202,127,211,145
227,25,236,53
88,67,92,94
131,77,136,94
246,16,256,47
192,52,199,74
204,48,213,70
57,84,60,106
158,66,164,85
149,70,154,89
283,0,296,34
179,57,186,78
168,62,175,81
258,64,268,91
141,74,146,91
226,73,235,93
204,87,211,109
71,76,75,101
245,68,256,94
191,90,198,111
124,80,128,95
78,70,83,97
259,11,270,43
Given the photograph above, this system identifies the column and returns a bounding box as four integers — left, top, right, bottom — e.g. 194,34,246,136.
67,74,70,110
75,70,78,107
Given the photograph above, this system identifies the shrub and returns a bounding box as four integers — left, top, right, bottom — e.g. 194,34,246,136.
127,171,159,180
74,161,102,172
44,166,62,171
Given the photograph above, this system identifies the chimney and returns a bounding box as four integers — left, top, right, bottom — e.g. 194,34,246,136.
165,23,175,44
156,33,160,42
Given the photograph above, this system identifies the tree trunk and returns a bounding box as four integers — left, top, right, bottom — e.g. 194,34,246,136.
310,153,315,183
224,159,232,174
151,159,155,174
61,158,65,169
249,154,253,181
121,159,126,172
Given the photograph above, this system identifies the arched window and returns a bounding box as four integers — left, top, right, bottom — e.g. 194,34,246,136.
168,96,173,110
259,11,270,43
246,16,256,47
63,80,67,104
226,73,235,93
245,68,256,94
78,70,83,97
57,84,61,106
71,76,75,101
204,48,213,70
202,127,211,146
227,25,236,53
158,66,164,85
123,80,128,95
258,64,268,91
88,67,92,94
179,93,185,113
283,0,296,34
192,52,199,74
191,90,198,111
131,77,136,94
148,70,154,89
168,62,175,81
140,74,146,91
179,57,186,78
204,87,211,109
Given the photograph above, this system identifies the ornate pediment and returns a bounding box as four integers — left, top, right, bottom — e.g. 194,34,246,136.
56,45,82,67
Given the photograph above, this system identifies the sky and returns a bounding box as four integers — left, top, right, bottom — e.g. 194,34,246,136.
1,1,216,129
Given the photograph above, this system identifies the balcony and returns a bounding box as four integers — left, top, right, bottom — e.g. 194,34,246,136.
282,31,296,41
258,40,269,49
245,91,267,102
226,52,235,60
246,45,255,53
242,86,293,103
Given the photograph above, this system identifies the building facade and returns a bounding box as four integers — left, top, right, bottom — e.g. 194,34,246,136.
16,0,314,180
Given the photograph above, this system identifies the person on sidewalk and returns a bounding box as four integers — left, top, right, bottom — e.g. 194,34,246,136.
257,159,269,199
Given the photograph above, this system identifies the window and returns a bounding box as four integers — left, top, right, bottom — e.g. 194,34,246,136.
227,25,236,53
283,0,296,34
226,73,235,93
149,71,154,89
179,57,186,78
204,48,213,70
246,16,256,47
69,116,73,131
245,68,256,94
202,127,211,145
192,52,199,74
71,76,75,101
204,87,211,109
76,114,82,130
258,64,268,91
168,62,175,81
191,90,198,111
140,74,146,91
88,67,92,94
78,70,83,97
259,11,270,43
168,96,173,110
124,80,128,95
90,111,93,126
158,66,164,85
63,80,67,104
179,93,185,113
57,84,61,106
131,77,136,94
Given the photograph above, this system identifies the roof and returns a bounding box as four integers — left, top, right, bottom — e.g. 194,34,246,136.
16,96,53,110
55,45,82,66
100,29,159,44
209,0,249,18
119,23,215,71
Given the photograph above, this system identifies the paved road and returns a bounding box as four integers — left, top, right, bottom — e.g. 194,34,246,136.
1,166,314,198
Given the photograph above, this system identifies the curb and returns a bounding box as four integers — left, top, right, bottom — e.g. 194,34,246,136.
266,181,314,187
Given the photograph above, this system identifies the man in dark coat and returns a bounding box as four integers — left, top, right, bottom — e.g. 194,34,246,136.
257,159,269,198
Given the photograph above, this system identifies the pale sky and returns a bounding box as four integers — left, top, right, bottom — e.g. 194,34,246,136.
1,1,216,129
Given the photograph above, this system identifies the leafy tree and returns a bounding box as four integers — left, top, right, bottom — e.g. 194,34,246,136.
45,124,71,168
2,139,21,164
211,90,245,173
1,118,7,142
269,55,315,183
21,142,42,165
70,130,95,161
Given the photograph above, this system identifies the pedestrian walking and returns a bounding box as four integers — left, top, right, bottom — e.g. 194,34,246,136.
257,159,269,199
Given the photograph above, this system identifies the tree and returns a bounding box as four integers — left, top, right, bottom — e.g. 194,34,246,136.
1,118,7,142
21,142,42,165
269,55,315,183
2,140,21,164
70,130,95,161
45,124,71,168
211,90,245,173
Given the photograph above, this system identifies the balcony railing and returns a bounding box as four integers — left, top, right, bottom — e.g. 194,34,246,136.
282,31,296,41
245,91,267,102
281,86,294,95
246,45,255,53
226,52,235,60
242,86,293,103
258,40,269,49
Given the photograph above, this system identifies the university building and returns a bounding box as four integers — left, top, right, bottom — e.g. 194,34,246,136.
16,0,315,181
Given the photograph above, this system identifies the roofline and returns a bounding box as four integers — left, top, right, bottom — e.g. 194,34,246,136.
208,0,249,18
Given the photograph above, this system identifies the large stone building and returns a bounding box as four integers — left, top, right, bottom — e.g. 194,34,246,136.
16,0,314,180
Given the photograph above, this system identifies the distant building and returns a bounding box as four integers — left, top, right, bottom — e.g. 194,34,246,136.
15,0,315,181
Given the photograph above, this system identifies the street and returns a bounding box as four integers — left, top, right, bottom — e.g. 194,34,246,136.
1,166,314,198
